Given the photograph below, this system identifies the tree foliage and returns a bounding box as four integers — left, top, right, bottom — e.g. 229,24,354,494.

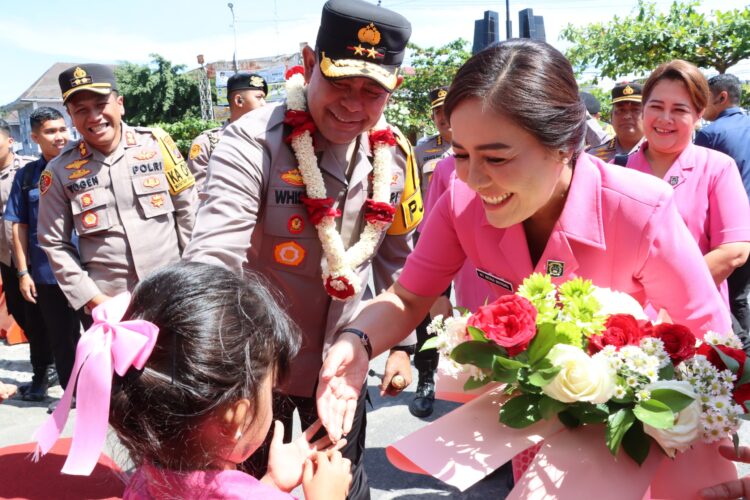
561,0,750,81
385,39,471,142
150,117,221,158
115,54,202,126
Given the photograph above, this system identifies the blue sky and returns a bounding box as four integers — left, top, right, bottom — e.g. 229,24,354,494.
2,0,748,105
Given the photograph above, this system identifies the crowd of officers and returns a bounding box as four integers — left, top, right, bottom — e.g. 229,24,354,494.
1,5,749,494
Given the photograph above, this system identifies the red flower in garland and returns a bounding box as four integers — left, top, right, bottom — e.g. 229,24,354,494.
284,110,317,144
369,128,396,147
364,199,396,224
588,314,643,355
468,295,538,356
300,195,341,225
652,323,696,364
325,275,356,299
285,65,305,80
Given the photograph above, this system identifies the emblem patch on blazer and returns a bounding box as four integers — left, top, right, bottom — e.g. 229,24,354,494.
82,211,99,228
669,176,679,186
39,171,53,195
274,241,305,266
287,215,304,234
280,168,305,186
545,260,564,278
81,193,94,208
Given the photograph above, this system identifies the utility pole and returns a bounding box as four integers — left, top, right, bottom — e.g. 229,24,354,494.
506,0,512,39
197,54,214,121
228,2,238,72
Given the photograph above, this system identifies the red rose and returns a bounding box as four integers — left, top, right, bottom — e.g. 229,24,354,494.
364,199,396,224
300,196,341,225
369,128,397,147
467,295,537,356
285,65,305,80
652,323,696,364
325,275,356,300
697,343,747,374
588,314,643,354
733,383,750,411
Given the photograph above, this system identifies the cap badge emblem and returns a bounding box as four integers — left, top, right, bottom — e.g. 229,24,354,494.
73,67,87,79
250,76,264,87
71,66,92,87
623,85,634,95
358,23,381,45
438,89,447,98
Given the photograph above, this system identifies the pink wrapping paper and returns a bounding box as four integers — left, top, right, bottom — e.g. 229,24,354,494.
434,359,493,403
388,386,739,497
386,386,565,491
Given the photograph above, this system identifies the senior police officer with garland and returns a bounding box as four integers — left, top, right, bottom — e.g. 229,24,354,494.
184,1,421,497
187,72,268,191
38,64,196,322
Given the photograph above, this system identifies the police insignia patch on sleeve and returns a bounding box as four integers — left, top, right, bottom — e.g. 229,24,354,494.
39,170,53,195
152,127,196,195
189,143,202,161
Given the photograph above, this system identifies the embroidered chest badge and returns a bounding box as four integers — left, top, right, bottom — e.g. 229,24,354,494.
81,193,94,208
287,214,304,234
545,260,565,278
143,177,161,188
669,176,679,186
82,211,99,229
274,241,305,266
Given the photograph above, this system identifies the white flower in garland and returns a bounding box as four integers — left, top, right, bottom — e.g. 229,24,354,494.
284,69,396,301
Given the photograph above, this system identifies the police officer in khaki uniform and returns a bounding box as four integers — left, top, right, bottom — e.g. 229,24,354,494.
414,86,451,190
187,72,268,191
409,86,453,419
184,1,419,497
587,82,645,164
38,64,196,323
0,119,36,333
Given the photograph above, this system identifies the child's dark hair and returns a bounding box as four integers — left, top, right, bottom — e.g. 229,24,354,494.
110,261,300,470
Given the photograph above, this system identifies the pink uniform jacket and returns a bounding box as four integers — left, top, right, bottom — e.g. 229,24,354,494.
400,152,731,336
421,155,492,310
626,142,750,306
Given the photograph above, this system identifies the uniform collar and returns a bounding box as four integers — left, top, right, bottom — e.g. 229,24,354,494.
717,106,744,119
556,154,606,249
637,141,696,188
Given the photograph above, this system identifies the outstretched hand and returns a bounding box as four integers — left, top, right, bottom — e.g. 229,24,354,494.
264,419,346,493
700,445,750,499
317,333,369,442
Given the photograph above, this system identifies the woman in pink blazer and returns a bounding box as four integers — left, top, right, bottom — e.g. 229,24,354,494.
625,60,750,310
318,39,731,442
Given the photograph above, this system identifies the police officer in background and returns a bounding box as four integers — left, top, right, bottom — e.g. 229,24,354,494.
0,119,35,335
187,72,268,190
587,82,644,164
184,1,420,497
409,86,453,419
38,64,196,326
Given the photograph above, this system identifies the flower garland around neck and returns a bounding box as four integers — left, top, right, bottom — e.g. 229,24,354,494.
283,66,396,301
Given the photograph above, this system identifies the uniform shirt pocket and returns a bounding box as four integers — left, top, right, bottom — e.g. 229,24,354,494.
262,206,321,278
71,188,111,235
131,174,175,219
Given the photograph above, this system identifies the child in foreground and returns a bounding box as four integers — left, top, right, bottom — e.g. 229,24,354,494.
34,262,352,499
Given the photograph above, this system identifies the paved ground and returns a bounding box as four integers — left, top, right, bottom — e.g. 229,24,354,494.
0,340,509,499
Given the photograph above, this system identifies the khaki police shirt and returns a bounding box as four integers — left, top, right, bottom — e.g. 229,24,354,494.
0,154,35,266
414,134,451,200
38,125,197,310
187,126,225,192
184,102,422,397
587,136,645,163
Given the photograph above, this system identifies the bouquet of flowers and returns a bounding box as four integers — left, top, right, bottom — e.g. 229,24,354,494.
424,273,750,464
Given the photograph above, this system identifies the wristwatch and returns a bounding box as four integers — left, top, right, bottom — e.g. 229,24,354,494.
339,327,373,360
16,269,29,278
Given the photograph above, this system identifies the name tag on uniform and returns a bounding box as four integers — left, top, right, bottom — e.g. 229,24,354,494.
476,269,513,292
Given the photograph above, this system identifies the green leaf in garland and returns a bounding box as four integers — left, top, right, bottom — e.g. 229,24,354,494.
622,421,650,466
606,408,635,456
633,399,674,429
499,393,543,428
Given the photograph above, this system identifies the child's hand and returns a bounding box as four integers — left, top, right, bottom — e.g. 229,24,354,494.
264,419,346,492
302,450,352,500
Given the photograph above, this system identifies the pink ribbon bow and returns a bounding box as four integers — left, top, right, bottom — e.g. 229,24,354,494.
33,292,159,475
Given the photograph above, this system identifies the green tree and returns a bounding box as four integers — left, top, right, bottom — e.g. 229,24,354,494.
150,117,221,158
385,39,471,143
561,0,750,82
115,54,202,126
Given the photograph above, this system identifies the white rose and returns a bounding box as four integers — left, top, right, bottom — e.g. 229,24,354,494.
642,380,700,458
541,344,616,404
592,287,648,321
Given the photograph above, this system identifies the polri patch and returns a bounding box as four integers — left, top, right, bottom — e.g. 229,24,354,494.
189,143,202,160
476,269,513,292
545,260,565,277
288,214,304,234
39,170,53,195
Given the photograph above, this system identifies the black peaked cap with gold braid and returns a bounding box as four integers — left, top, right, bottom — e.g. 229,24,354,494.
315,0,411,92
429,86,449,109
227,72,268,97
58,64,117,104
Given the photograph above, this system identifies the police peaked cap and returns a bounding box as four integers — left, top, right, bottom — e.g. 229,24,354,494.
315,0,411,91
227,72,268,97
59,64,118,103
